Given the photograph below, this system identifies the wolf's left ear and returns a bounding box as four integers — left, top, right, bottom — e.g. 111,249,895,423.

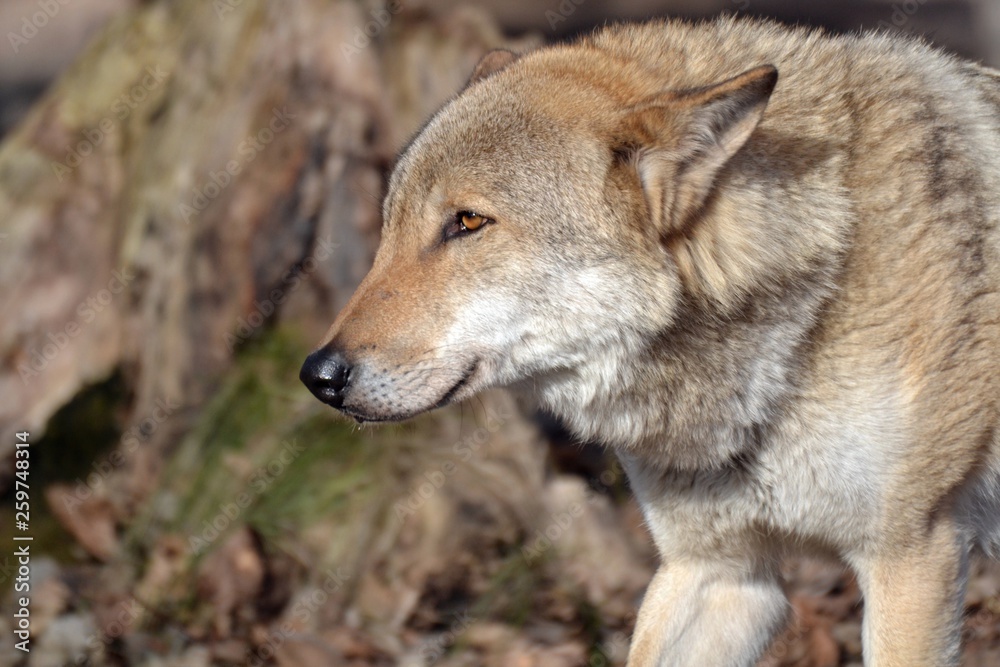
625,65,778,232
466,49,519,87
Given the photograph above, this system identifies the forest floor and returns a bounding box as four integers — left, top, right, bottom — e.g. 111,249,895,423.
2,331,999,667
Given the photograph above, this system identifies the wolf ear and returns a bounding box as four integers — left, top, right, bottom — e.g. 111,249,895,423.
467,49,519,86
625,65,778,233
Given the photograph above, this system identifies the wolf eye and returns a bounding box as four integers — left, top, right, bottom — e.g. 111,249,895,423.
444,211,493,240
461,212,486,230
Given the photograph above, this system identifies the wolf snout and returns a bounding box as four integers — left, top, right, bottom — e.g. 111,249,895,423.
299,346,352,408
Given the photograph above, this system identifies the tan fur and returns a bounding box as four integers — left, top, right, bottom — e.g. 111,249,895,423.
304,16,1000,666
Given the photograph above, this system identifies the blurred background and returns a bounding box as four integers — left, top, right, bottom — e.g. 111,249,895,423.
0,1,998,665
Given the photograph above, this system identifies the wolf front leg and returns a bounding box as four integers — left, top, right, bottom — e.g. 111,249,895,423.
626,558,788,667
855,520,969,667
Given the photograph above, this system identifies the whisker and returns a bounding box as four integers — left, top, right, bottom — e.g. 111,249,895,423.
351,178,383,205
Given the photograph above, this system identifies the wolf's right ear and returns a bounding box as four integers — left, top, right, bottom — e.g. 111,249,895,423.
623,65,778,234
466,49,519,87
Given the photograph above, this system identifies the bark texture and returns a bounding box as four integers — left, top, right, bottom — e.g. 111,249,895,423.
0,0,528,493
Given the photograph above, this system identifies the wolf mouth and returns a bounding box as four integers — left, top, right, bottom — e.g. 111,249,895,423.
433,360,479,409
343,360,480,424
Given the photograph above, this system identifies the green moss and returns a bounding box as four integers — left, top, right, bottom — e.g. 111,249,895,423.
576,594,609,664
0,371,128,567
128,327,405,593
125,326,567,641
29,370,128,486
471,550,548,628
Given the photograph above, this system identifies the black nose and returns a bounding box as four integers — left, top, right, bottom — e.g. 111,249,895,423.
299,347,352,408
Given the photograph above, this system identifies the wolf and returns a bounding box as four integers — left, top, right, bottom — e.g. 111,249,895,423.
300,16,1000,666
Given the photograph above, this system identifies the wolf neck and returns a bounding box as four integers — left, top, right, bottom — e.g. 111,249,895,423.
529,117,850,468
534,281,833,471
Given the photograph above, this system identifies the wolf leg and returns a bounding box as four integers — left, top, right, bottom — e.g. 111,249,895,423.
855,520,969,667
626,558,787,667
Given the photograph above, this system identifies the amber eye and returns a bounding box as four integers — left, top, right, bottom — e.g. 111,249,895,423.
460,212,486,231
444,210,493,241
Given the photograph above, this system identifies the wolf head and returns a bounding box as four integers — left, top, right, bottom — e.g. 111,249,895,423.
300,44,780,428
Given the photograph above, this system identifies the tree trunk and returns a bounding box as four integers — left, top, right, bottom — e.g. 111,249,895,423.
0,0,528,497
